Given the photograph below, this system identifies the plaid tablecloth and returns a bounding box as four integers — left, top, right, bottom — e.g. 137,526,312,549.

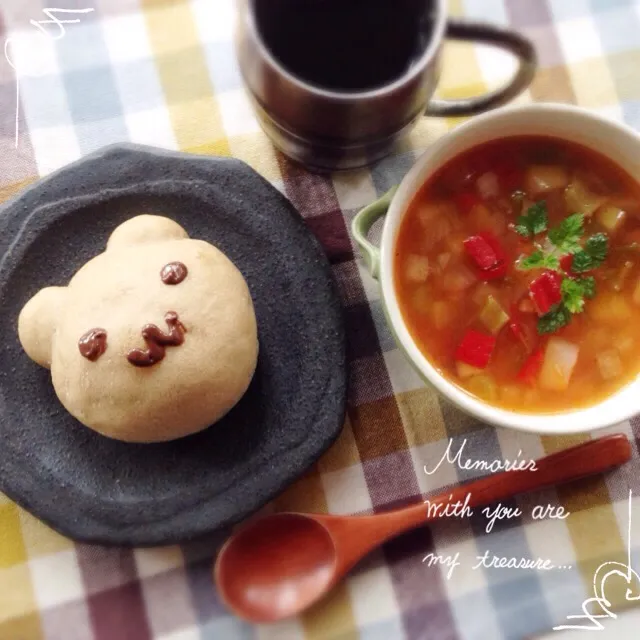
1,1,640,639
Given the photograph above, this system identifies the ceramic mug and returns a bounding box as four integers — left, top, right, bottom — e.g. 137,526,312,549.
352,103,640,435
235,0,537,172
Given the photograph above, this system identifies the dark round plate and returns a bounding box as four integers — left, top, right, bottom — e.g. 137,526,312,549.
0,144,346,546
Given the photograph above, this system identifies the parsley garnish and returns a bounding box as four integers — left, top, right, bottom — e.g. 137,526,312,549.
517,212,608,275
538,305,571,335
519,250,559,271
514,200,609,335
561,276,595,313
515,201,548,238
577,275,596,299
537,277,595,334
547,213,584,255
571,233,609,273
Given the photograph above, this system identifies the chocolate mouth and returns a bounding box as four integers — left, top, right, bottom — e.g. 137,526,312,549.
78,311,187,367
127,311,187,367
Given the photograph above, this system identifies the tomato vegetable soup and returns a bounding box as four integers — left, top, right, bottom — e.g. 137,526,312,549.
394,135,640,412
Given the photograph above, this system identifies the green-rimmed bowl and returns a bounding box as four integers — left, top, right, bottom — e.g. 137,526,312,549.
352,103,640,435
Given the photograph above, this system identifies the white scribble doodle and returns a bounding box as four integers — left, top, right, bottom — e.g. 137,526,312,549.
3,37,20,149
3,8,95,148
553,490,640,631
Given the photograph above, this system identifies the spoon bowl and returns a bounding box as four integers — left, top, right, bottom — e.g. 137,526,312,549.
216,513,337,622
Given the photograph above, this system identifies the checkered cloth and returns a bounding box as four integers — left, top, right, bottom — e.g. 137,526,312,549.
1,1,640,639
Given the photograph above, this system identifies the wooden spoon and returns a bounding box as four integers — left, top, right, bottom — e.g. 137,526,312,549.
214,434,631,623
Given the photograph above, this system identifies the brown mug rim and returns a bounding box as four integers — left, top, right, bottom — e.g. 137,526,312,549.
242,0,449,102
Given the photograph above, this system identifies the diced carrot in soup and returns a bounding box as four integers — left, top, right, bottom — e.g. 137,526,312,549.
394,135,640,413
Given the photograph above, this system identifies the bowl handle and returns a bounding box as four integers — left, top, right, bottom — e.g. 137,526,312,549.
351,187,398,280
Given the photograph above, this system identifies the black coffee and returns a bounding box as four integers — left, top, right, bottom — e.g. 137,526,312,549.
254,0,434,92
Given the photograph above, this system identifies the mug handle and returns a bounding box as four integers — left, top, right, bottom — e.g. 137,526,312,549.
425,19,537,117
351,187,398,280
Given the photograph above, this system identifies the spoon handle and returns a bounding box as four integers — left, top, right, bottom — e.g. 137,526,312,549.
330,433,631,569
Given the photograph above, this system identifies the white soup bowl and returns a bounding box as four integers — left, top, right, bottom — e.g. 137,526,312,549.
352,103,640,435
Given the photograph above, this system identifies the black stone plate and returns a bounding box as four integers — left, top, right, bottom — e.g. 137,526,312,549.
0,144,347,546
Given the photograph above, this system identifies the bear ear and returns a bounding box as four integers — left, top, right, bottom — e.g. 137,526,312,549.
18,286,68,369
106,215,188,252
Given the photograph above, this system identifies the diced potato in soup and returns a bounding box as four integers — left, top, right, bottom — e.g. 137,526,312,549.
565,179,606,217
404,254,429,283
430,301,453,330
456,361,483,379
394,135,640,413
597,349,623,380
539,338,579,391
524,165,569,195
476,172,500,199
465,375,497,402
441,264,476,292
596,205,626,233
634,279,640,306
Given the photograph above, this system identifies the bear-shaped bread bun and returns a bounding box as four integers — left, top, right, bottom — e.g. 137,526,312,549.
18,215,259,443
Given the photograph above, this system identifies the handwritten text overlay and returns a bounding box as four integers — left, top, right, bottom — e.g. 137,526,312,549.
4,8,95,148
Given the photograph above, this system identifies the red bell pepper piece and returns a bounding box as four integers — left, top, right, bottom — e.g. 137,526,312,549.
463,235,498,270
529,271,563,316
479,233,506,262
463,233,508,280
560,255,573,274
509,318,525,342
508,306,527,346
517,348,544,386
455,329,496,369
455,191,483,215
483,260,508,281
508,304,537,353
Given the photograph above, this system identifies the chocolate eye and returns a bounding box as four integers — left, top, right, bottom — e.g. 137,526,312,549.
79,328,108,361
161,262,188,285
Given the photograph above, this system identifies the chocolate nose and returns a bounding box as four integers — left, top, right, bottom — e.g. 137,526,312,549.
161,261,188,285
